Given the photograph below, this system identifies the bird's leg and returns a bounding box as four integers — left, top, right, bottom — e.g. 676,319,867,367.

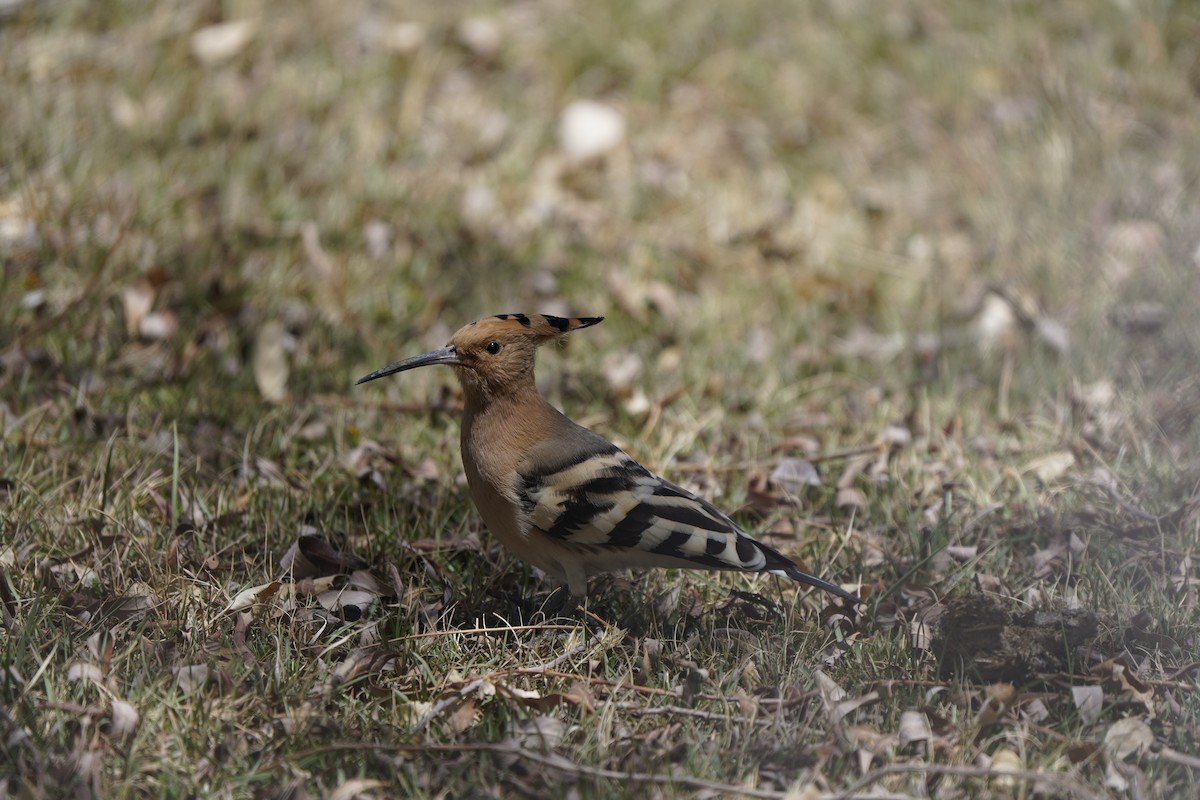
535,585,578,620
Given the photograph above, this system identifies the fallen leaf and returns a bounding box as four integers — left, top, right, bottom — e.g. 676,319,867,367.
121,282,155,337
1091,658,1155,715
174,663,209,692
836,487,867,511
223,581,282,615
67,663,104,684
989,748,1023,787
280,534,370,577
328,779,387,800
1034,316,1070,355
897,709,931,753
455,16,503,59
138,311,178,342
977,683,1017,728
771,458,821,494
109,699,139,738
945,545,978,561
1072,684,1104,726
1103,717,1154,761
1023,451,1076,483
506,714,569,750
445,697,480,736
191,20,256,66
1110,301,1167,334
813,669,846,707
316,588,379,618
974,291,1018,353
559,100,625,163
253,320,289,403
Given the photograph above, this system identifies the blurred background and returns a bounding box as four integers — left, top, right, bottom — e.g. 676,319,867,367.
4,0,1198,434
4,3,1200,795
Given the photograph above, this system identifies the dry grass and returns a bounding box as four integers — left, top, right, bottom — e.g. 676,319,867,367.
3,1,1199,797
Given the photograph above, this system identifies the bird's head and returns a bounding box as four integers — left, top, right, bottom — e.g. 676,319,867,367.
355,313,603,401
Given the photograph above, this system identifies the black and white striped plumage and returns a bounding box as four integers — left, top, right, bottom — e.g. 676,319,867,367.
516,438,858,602
357,314,859,606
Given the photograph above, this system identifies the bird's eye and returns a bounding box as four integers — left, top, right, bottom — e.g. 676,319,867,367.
485,341,502,355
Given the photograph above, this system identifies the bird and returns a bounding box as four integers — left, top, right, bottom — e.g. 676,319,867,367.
356,313,859,608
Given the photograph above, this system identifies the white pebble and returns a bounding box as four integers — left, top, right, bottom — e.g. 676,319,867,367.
559,100,626,163
190,20,256,66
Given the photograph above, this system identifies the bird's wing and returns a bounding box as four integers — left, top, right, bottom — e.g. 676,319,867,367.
516,443,860,603
518,445,775,571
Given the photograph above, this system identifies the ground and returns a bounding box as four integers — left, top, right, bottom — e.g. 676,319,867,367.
2,1,1199,798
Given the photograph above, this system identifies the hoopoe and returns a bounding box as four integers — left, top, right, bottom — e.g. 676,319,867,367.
357,314,859,607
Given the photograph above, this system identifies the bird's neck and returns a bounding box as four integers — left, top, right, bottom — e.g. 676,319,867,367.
460,380,552,488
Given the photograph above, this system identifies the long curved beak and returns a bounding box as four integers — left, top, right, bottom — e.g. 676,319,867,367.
355,345,461,385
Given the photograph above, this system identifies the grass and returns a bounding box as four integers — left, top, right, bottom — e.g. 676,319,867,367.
3,0,1200,797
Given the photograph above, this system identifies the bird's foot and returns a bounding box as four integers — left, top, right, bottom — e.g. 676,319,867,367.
531,587,609,634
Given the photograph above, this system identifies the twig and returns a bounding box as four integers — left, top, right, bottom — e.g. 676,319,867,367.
264,741,835,798
668,445,882,474
1077,478,1156,522
388,622,580,645
835,762,1110,800
610,701,770,726
519,629,605,674
1158,746,1200,771
411,629,604,733
411,677,489,733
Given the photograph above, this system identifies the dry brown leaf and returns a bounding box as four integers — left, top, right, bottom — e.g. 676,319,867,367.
897,709,931,753
191,20,256,65
1023,451,1076,483
835,487,867,511
771,458,821,494
1103,717,1154,762
976,683,1016,728
1110,301,1167,334
602,351,643,397
253,320,289,403
1072,684,1104,726
1091,658,1156,715
836,454,871,489
139,311,178,341
67,663,104,684
121,282,155,337
506,714,569,751
1034,316,1070,355
974,573,1007,594
832,691,880,726
327,779,387,800
909,602,945,651
813,669,846,708
109,699,139,738
341,439,399,488
328,647,400,689
316,588,379,618
174,663,209,692
989,748,1023,787
223,580,282,615
945,545,978,561
280,534,370,578
445,697,480,736
878,424,912,449
974,291,1019,353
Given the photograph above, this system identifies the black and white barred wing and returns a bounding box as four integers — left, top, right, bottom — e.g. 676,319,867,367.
517,445,860,602
518,447,772,571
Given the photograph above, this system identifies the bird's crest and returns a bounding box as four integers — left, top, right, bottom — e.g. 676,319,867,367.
472,313,603,342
